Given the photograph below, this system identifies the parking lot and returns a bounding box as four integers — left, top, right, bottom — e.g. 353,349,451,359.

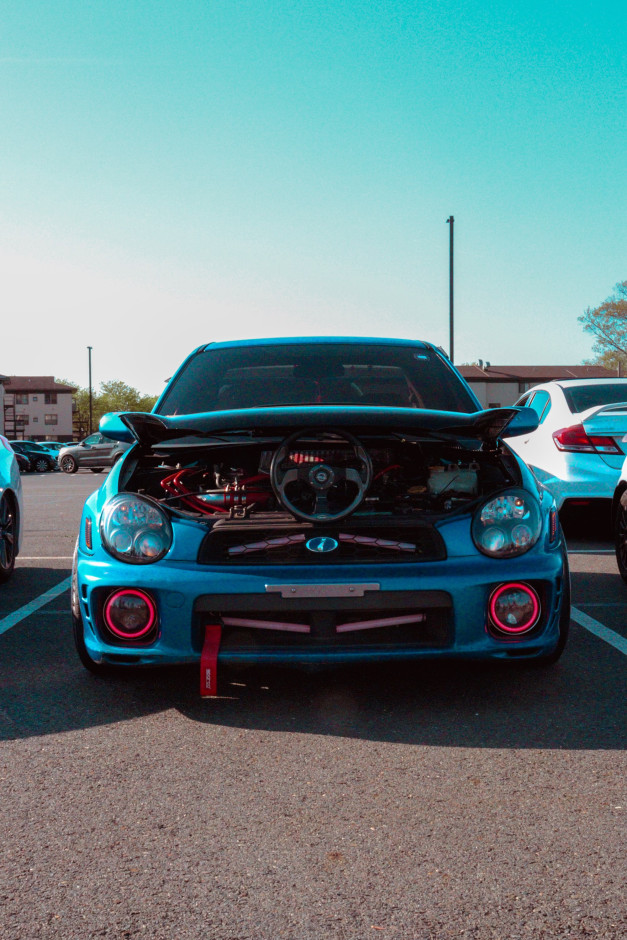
1,472,626,939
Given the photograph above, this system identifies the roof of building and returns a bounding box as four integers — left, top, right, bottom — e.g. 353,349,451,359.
457,365,616,381
3,376,77,393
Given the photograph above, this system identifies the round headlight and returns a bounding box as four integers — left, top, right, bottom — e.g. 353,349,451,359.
100,494,173,564
472,489,541,558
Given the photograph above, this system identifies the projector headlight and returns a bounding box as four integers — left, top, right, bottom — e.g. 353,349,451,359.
472,488,541,558
100,494,173,564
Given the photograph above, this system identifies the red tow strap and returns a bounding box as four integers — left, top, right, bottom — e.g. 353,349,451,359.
200,624,222,697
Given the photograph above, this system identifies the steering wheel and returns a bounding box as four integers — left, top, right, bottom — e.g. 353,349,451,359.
270,429,373,523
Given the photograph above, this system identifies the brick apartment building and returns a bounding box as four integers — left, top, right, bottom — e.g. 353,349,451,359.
0,376,76,441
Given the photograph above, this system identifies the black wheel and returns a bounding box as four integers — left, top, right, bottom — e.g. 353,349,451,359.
71,546,140,677
72,609,117,675
61,455,78,474
34,457,49,473
90,468,104,473
532,554,570,666
0,493,17,583
615,500,627,584
71,554,115,675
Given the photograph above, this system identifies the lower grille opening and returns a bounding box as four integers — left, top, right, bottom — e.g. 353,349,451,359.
197,607,452,652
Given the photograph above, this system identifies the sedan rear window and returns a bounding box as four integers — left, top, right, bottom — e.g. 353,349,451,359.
157,344,478,416
563,384,627,414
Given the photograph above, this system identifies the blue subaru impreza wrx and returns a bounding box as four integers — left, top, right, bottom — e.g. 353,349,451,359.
72,338,570,695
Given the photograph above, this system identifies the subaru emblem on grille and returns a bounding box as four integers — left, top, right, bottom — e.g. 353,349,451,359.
306,536,339,553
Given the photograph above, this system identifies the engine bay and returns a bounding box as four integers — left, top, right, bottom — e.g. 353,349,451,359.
122,429,521,524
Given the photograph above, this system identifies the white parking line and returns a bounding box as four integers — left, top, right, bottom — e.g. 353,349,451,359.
571,605,627,657
18,556,74,561
0,577,71,637
568,549,615,555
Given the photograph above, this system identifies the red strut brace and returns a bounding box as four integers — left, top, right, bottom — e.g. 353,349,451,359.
200,624,222,697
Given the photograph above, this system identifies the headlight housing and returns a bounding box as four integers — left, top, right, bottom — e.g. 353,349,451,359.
471,488,542,558
100,493,173,564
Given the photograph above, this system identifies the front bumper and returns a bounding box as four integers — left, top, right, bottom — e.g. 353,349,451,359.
75,542,567,672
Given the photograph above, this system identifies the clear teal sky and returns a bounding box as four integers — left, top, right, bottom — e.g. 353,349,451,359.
1,1,625,394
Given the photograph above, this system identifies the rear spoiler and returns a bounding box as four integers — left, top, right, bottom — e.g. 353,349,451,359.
99,405,539,448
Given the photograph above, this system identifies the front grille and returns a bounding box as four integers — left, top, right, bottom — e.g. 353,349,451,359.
198,516,447,565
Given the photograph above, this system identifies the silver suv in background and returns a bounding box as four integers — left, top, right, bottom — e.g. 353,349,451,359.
59,433,130,474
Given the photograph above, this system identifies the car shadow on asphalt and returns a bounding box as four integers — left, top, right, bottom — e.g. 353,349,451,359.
1,564,625,749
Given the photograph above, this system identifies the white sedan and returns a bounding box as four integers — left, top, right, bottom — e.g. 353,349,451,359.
508,379,627,511
0,435,24,583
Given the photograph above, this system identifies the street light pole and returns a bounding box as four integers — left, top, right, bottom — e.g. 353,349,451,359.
446,216,454,363
87,346,93,435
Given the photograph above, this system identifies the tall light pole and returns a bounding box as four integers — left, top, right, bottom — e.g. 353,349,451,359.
87,346,93,435
446,216,454,363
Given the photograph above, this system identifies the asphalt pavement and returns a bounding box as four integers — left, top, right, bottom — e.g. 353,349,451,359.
1,473,626,939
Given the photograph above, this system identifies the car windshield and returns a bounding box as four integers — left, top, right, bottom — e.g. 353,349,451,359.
563,384,627,414
156,343,478,416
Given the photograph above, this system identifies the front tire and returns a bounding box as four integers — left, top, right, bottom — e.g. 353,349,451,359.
61,455,78,474
615,500,627,584
0,494,17,583
72,609,116,675
34,457,50,473
532,555,570,666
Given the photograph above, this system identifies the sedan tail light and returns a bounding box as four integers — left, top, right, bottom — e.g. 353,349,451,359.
552,425,623,455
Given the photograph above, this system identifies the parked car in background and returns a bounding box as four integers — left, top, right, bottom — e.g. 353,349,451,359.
13,452,30,473
59,433,130,473
43,442,68,452
18,440,62,461
72,337,570,695
9,442,57,473
509,379,627,512
0,436,23,582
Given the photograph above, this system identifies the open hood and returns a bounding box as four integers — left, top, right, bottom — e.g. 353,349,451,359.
100,405,538,448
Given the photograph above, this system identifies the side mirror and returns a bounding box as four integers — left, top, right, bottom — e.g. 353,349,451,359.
501,407,539,439
99,412,136,444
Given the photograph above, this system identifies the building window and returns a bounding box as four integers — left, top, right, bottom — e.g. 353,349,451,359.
488,402,501,408
15,393,28,405
45,392,57,404
32,417,39,423
15,415,28,426
518,381,530,394
44,414,58,426
33,395,39,402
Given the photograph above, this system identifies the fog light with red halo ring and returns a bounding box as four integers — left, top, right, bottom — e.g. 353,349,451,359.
488,582,541,636
103,589,157,641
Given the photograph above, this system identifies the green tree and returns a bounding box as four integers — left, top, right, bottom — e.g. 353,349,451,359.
579,281,627,375
58,379,158,439
98,380,158,415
